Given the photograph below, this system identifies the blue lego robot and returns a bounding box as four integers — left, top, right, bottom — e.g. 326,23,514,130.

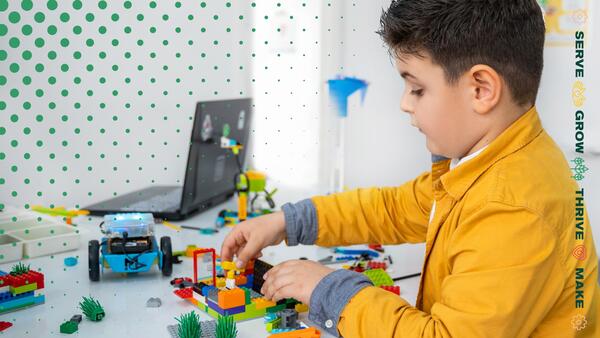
88,213,173,281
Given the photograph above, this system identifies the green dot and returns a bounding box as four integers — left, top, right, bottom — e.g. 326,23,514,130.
0,127,5,134
11,140,18,147
36,89,43,97
73,0,82,10
98,26,107,34
35,63,44,72
111,13,119,21
21,0,33,10
10,88,19,97
0,0,6,11
23,127,31,135
60,12,70,22
47,25,57,35
0,75,6,85
0,24,6,36
10,114,18,122
9,63,19,73
21,50,32,60
124,1,131,9
47,50,56,59
0,50,6,60
36,114,43,122
86,13,94,22
73,51,81,59
98,1,107,10
149,1,156,8
9,11,21,23
22,24,32,35
86,38,94,47
35,38,45,47
200,2,206,8
73,25,81,34
47,0,58,10
60,38,69,47
0,152,4,159
34,12,45,23
9,37,20,48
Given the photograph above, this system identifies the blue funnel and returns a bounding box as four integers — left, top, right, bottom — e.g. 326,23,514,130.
327,76,368,117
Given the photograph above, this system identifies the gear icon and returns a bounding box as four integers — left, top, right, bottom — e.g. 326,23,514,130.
571,314,587,331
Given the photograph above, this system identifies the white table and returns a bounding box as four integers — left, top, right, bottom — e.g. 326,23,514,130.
0,195,424,337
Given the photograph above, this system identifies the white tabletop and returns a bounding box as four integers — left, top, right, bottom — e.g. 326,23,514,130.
0,193,424,338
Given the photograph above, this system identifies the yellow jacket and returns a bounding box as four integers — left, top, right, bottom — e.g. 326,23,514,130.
312,107,599,337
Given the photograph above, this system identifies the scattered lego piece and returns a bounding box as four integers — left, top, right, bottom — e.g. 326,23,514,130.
79,296,105,321
363,269,394,287
252,259,273,293
64,257,78,267
146,297,162,308
295,303,308,313
215,314,238,338
60,320,79,334
279,309,299,329
268,327,321,338
380,285,401,295
0,321,12,332
174,287,194,299
367,261,387,270
176,311,202,338
70,314,82,323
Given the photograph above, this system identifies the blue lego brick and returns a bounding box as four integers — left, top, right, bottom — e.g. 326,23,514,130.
0,271,7,277
0,290,34,304
206,299,245,316
0,294,45,313
202,285,217,297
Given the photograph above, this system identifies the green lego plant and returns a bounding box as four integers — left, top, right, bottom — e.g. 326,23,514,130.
216,314,238,338
10,262,30,275
175,310,202,338
79,296,105,322
60,320,79,334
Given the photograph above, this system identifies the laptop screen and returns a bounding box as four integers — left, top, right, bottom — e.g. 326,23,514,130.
180,98,252,214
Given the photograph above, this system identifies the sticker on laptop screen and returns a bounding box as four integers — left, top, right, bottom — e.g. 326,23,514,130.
238,110,246,130
201,114,213,142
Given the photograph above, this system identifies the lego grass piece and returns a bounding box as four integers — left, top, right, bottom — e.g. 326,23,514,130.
10,262,30,275
176,310,202,338
79,296,105,321
215,314,238,338
167,320,217,338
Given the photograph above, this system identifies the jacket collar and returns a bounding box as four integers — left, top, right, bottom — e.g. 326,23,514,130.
431,106,544,201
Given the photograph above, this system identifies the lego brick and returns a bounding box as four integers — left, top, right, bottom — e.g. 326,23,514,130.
241,287,251,305
207,298,245,316
234,274,248,286
363,269,393,287
380,285,400,295
173,287,193,299
0,290,34,304
206,288,219,304
295,303,308,313
253,297,276,310
266,318,281,332
10,282,37,295
266,304,287,313
367,261,387,270
0,294,45,314
217,287,245,309
252,259,273,293
268,327,321,338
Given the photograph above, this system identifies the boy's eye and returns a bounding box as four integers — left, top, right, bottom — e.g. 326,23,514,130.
410,89,424,97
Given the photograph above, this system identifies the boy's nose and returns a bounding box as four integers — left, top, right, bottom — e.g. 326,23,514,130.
400,91,413,115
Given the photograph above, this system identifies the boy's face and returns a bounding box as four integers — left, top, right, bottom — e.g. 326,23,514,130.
395,53,484,159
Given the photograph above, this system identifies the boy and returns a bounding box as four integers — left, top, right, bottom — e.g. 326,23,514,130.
221,0,599,337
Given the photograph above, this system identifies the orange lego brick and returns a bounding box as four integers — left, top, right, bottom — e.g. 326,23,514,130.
268,327,321,338
253,297,276,310
217,287,245,309
234,274,248,286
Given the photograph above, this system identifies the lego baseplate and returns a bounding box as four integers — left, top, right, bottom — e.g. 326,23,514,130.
166,320,217,338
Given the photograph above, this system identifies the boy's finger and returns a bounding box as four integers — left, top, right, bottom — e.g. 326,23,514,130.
235,237,263,269
220,233,241,262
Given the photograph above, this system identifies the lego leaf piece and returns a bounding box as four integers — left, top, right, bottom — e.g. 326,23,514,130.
79,296,105,321
215,314,238,338
10,262,30,275
176,310,202,338
60,320,78,334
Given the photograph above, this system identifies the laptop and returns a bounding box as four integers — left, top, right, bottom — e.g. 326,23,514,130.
86,98,253,220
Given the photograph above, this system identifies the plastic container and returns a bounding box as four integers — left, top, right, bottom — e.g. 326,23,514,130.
0,234,23,263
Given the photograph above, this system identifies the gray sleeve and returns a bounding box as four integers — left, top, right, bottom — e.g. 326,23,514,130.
281,198,318,246
308,269,374,337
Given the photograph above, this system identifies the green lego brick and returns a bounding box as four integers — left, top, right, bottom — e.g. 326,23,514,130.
10,282,38,295
60,320,79,334
266,304,286,313
363,269,394,287
241,287,251,305
266,318,281,332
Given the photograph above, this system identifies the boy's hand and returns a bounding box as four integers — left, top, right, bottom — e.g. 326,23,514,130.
220,211,287,269
261,260,334,304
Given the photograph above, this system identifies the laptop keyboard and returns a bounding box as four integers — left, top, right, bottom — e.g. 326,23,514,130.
121,188,182,212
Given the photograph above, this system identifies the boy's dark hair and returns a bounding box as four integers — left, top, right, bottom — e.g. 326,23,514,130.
377,0,545,106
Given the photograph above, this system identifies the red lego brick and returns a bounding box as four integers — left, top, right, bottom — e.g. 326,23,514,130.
380,285,400,295
174,287,193,299
28,271,45,289
0,321,12,332
367,261,387,270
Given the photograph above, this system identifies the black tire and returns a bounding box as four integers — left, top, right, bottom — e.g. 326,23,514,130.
160,236,173,277
88,240,100,281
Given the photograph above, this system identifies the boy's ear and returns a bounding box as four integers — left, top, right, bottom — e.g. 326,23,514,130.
466,64,502,115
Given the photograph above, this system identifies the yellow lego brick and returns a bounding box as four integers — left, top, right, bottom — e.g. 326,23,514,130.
295,303,309,313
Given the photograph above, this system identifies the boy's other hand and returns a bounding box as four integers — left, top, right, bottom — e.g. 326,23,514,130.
261,260,334,305
220,211,287,269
